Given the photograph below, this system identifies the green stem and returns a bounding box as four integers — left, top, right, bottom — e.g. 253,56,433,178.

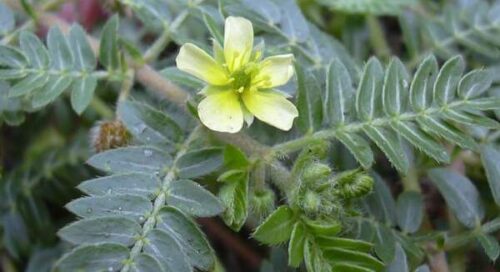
142,11,189,63
448,213,466,272
401,164,421,192
118,69,135,103
89,97,114,119
366,15,391,61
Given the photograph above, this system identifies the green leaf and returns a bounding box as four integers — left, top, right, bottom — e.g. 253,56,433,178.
160,67,204,90
391,121,450,163
131,253,164,272
363,173,397,225
166,179,224,217
78,173,160,199
118,100,183,148
325,59,354,126
316,237,373,252
417,116,478,151
241,0,281,25
69,24,96,71
0,3,15,34
143,229,191,272
176,148,224,179
304,239,331,272
323,248,384,271
459,97,500,111
383,57,410,116
316,0,415,15
428,168,484,228
356,57,384,121
396,191,423,234
253,206,296,245
303,219,342,236
480,145,500,206
386,243,409,272
55,243,129,272
66,195,152,222
458,70,493,99
87,146,172,174
409,55,438,112
8,73,49,97
415,265,431,272
0,46,27,68
336,132,374,169
394,233,425,262
218,170,249,231
20,31,49,68
433,56,464,106
31,75,73,108
363,126,409,173
273,0,310,42
156,207,215,270
288,222,306,267
58,216,141,246
477,234,500,262
1,212,29,259
373,223,396,263
223,145,249,170
442,110,500,129
202,12,223,46
0,69,27,80
295,63,322,133
70,75,98,114
47,27,73,70
119,0,171,30
99,16,120,70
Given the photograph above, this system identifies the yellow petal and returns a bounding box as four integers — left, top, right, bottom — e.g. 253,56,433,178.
253,54,294,88
176,43,229,85
199,85,225,96
224,17,254,72
242,90,298,131
198,90,243,133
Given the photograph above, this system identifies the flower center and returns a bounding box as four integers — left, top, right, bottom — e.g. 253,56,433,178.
231,69,252,93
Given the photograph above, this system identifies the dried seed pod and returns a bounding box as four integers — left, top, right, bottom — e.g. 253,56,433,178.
90,120,131,152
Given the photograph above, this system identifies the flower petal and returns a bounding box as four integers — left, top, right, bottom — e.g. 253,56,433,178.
176,43,229,85
224,17,254,72
253,54,294,88
242,90,298,131
198,90,243,133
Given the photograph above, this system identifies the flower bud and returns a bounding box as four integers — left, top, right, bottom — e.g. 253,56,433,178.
302,190,321,214
302,162,331,184
90,120,131,152
334,170,374,199
251,187,276,220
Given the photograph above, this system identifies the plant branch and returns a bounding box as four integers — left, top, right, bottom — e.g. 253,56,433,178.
272,100,478,156
122,126,203,272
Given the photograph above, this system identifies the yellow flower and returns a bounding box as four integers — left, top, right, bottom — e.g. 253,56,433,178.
176,16,299,133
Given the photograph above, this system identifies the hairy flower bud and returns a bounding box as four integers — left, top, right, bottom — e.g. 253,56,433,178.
333,169,374,199
302,190,321,214
251,187,276,220
90,120,131,152
302,162,331,184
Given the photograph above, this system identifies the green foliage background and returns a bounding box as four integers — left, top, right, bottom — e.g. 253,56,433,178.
1,0,500,271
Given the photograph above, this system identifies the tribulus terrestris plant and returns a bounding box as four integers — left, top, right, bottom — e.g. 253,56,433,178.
1,0,500,271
